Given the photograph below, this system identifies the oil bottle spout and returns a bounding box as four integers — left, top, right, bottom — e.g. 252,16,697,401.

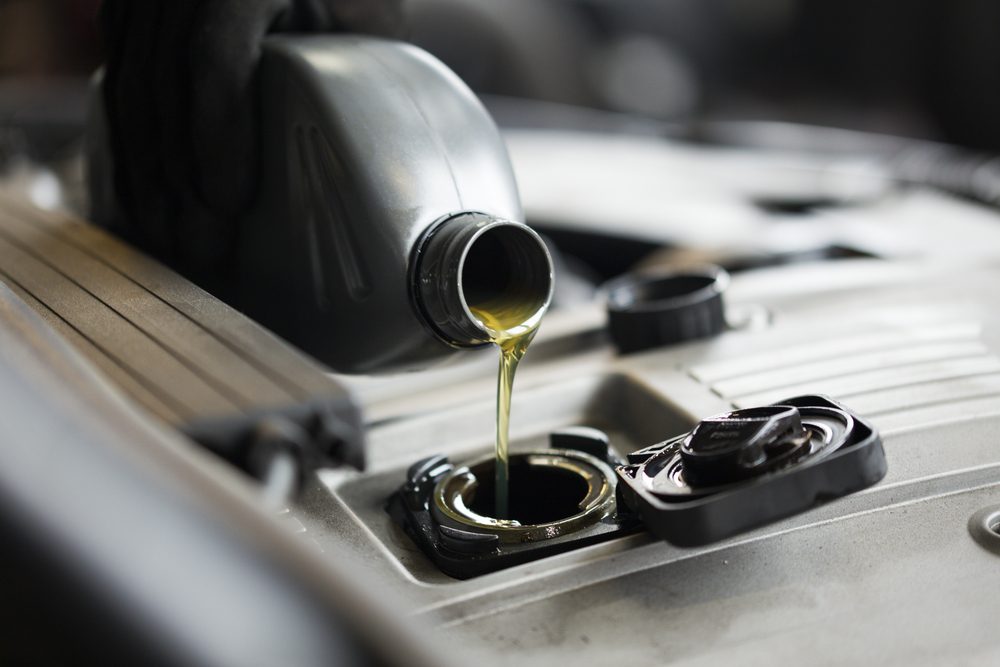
413,212,554,348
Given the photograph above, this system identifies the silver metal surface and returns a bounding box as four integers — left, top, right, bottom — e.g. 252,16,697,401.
302,245,1000,665
36,113,1000,662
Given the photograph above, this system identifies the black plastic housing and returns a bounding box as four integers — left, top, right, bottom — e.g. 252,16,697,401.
217,37,529,373
389,395,886,577
89,36,529,374
386,435,641,580
616,395,887,546
605,265,728,354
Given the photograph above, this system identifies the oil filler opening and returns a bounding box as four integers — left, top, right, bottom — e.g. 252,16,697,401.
431,450,617,544
468,457,588,524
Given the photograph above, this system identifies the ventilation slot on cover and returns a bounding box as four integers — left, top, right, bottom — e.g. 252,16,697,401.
689,322,1000,434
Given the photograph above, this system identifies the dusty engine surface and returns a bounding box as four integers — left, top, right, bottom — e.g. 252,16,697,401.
291,129,1000,665
5,2,1000,664
4,123,1000,665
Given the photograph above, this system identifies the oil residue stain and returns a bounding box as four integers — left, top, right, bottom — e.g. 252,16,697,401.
470,298,543,519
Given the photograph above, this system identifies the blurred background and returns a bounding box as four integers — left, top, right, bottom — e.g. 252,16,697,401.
0,0,100,159
3,0,1000,281
4,0,1000,159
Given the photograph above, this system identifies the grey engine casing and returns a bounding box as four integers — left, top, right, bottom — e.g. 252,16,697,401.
89,36,525,374
300,200,1000,665
74,32,1000,665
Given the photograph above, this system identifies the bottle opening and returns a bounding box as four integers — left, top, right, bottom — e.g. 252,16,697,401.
414,213,554,346
461,224,553,335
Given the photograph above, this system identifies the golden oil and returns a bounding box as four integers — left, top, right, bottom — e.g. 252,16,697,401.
469,297,543,519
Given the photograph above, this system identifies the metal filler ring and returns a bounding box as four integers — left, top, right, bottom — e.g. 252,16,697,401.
431,449,617,544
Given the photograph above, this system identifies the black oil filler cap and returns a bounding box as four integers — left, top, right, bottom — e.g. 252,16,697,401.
605,265,728,354
616,395,887,546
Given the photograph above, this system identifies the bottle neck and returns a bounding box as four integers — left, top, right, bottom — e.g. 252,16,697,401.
412,213,554,347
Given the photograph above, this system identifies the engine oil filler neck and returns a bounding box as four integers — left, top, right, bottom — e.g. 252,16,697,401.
388,396,886,579
431,449,617,544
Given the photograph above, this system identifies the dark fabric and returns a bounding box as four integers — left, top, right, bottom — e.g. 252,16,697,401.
100,0,404,271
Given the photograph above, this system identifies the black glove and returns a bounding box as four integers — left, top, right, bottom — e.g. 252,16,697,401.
100,0,404,272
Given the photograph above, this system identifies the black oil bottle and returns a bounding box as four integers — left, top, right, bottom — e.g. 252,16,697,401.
90,36,554,374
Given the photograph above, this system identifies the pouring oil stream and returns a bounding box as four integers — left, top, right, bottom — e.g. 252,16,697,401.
469,301,543,519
